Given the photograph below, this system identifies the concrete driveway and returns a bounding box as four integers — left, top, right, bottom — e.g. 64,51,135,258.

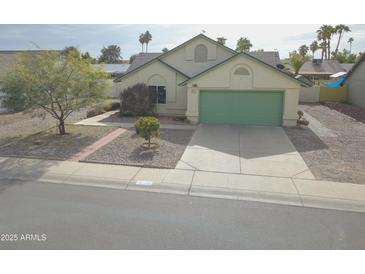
177,124,314,179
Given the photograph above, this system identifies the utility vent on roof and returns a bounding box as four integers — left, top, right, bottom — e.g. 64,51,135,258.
312,59,322,65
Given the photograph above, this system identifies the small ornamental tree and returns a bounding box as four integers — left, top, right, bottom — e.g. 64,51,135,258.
0,51,109,135
134,116,160,148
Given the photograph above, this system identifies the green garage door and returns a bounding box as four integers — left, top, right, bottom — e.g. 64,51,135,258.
199,90,283,126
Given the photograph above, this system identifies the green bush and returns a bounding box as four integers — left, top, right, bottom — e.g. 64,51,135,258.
135,116,160,148
120,83,154,116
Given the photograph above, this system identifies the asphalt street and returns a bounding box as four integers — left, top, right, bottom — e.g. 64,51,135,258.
0,178,365,249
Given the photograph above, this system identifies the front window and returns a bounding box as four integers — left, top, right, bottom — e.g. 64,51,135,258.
149,85,166,104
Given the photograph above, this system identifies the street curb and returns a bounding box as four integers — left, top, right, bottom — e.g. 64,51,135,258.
2,174,365,213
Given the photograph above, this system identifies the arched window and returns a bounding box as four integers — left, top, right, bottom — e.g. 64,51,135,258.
194,44,208,63
233,67,250,76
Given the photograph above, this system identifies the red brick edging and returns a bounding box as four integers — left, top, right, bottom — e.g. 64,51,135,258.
69,128,127,161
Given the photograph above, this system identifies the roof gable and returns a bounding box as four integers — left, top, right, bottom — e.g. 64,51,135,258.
180,52,312,87
116,34,236,81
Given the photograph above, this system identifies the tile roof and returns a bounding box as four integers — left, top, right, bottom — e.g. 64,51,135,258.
125,53,161,73
299,60,346,75
247,51,283,68
92,63,130,73
340,63,354,72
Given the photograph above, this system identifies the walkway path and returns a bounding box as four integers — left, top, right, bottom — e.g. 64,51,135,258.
1,156,365,213
69,128,127,161
75,110,197,130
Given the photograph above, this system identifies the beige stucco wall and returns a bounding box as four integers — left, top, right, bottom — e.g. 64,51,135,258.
299,85,320,103
347,61,365,108
161,37,234,77
117,61,188,116
185,55,302,126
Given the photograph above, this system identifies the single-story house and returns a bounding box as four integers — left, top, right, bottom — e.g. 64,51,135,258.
341,53,365,108
340,63,354,72
92,64,130,98
116,34,311,126
298,59,347,81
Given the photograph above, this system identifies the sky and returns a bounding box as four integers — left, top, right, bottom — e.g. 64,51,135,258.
0,24,364,59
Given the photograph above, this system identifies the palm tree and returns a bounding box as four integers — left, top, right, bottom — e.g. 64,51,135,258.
288,51,310,76
299,45,309,57
144,31,152,53
317,28,327,60
333,25,351,58
309,41,318,58
317,25,335,59
139,33,145,53
318,40,327,60
216,37,227,45
348,37,354,54
236,37,252,52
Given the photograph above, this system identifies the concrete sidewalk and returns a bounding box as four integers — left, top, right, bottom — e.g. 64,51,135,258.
75,110,197,130
1,156,365,212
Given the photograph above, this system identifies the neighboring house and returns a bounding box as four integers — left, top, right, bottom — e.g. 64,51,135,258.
0,50,54,112
299,59,346,81
341,53,365,108
117,34,311,126
92,64,130,98
340,63,354,72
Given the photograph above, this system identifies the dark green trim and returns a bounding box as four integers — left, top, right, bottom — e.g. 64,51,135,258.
179,53,240,86
179,52,312,87
158,59,190,79
114,58,189,82
115,58,159,82
115,33,236,82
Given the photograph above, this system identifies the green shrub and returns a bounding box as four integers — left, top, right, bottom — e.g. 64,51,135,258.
120,83,154,116
135,116,160,148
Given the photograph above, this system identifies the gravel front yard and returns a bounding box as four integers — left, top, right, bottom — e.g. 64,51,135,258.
84,128,194,168
0,108,90,146
0,125,117,160
284,103,365,184
100,112,189,125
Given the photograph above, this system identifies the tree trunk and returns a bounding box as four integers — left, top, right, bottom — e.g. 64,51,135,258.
334,32,342,58
58,119,66,135
148,135,151,148
146,43,148,53
328,39,331,59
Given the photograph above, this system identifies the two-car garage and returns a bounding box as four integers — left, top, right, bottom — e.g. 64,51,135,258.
199,90,284,126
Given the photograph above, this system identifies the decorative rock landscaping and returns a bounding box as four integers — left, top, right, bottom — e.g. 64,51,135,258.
84,128,194,169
